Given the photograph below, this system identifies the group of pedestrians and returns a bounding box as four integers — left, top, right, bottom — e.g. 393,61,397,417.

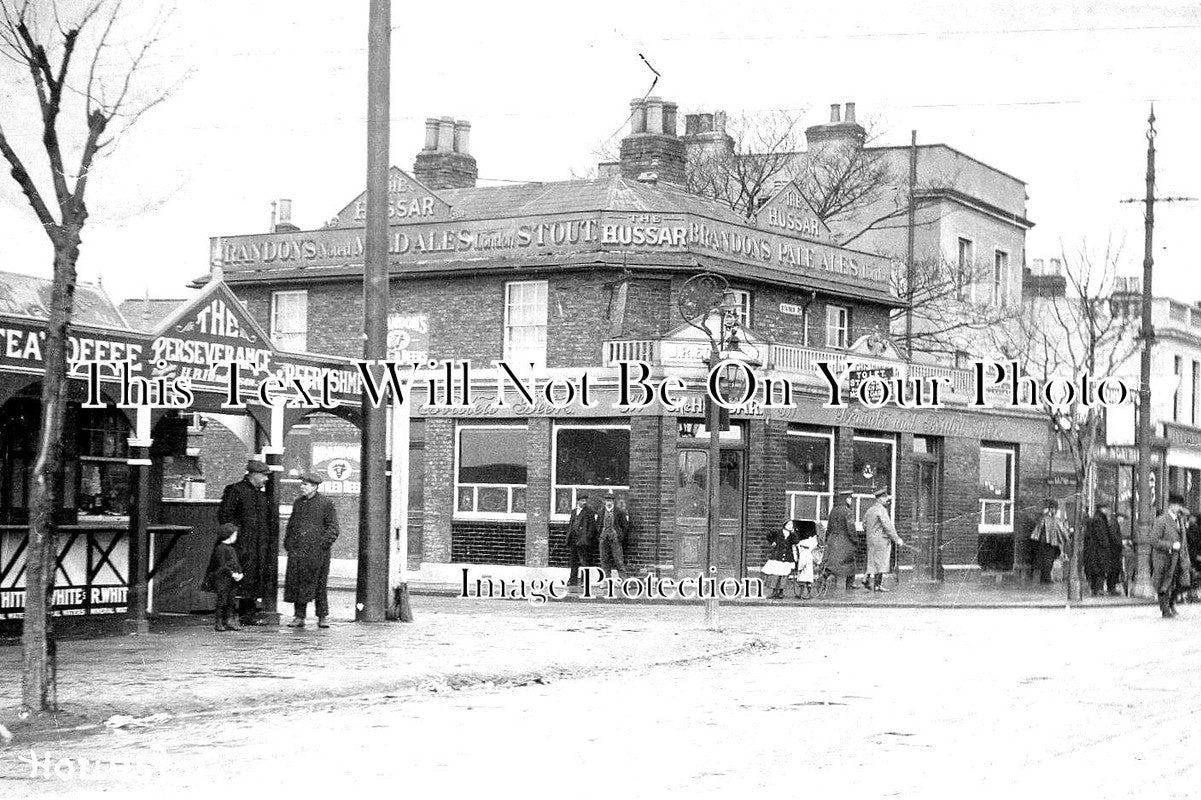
762,487,906,597
202,459,340,631
565,492,633,586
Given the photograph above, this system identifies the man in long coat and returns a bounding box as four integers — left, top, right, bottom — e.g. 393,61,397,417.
284,472,340,628
823,490,859,591
1030,498,1069,584
217,460,272,625
1083,501,1117,596
565,494,597,588
1151,492,1188,619
863,488,903,593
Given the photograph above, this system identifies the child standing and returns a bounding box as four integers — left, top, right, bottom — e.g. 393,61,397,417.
791,521,818,599
202,523,244,631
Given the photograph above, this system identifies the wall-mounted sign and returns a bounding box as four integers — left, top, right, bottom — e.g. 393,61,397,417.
329,167,455,228
754,178,833,243
387,312,429,364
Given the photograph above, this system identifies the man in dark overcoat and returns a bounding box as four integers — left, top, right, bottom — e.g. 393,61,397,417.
217,459,272,625
823,490,858,591
565,494,597,588
1151,493,1188,619
1083,501,1116,597
284,472,340,628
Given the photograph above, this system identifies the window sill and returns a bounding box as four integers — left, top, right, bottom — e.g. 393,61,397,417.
453,514,527,524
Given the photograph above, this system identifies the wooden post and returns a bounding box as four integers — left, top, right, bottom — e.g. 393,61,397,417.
125,406,153,634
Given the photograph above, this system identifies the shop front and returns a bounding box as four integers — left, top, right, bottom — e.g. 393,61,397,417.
0,274,361,629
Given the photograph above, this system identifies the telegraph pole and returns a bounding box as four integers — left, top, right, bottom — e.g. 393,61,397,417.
1125,106,1196,599
358,0,391,622
905,130,917,356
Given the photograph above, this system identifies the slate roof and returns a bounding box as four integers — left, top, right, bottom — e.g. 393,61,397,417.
117,298,190,331
0,271,131,329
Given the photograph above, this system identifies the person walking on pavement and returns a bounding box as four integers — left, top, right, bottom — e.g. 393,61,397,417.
217,459,272,626
1118,512,1136,595
597,492,628,578
1030,499,1069,584
1151,493,1189,619
863,489,903,593
1083,501,1116,597
565,494,597,588
1103,504,1125,595
284,472,340,629
791,521,818,599
201,523,244,632
615,496,634,563
823,490,859,591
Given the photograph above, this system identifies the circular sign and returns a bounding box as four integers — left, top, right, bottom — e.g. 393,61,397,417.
326,458,353,482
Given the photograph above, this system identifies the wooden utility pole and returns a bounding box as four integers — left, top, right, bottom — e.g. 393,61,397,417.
905,130,917,356
358,0,391,622
1126,106,1197,598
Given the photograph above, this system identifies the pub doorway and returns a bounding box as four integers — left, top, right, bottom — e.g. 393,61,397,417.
674,421,746,578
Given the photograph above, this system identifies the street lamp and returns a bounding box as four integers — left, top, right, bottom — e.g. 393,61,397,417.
678,272,751,629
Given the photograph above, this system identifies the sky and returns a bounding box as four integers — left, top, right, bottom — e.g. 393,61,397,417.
1,0,1200,306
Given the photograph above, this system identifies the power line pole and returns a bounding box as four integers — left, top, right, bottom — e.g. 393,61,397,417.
358,0,390,622
1133,106,1156,600
905,130,917,356
1124,106,1196,599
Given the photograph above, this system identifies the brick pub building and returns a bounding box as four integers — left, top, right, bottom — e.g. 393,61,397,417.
209,100,1051,584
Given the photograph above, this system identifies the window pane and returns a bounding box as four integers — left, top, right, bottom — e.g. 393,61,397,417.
852,438,893,495
785,435,830,492
555,428,630,487
477,486,509,513
677,450,708,518
979,449,1013,500
459,428,527,484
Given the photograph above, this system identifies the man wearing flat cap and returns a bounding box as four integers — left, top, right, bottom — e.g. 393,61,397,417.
863,488,904,592
218,459,272,625
284,472,340,628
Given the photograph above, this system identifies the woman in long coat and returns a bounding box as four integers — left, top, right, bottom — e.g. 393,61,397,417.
284,473,340,627
823,490,858,590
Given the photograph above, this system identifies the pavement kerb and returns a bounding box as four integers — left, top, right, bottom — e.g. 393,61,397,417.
2,636,771,745
401,584,1151,610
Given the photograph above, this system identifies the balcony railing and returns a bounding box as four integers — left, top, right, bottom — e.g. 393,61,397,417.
603,340,997,401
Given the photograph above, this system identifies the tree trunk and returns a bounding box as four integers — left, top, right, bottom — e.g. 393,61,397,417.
1067,476,1084,603
21,235,79,714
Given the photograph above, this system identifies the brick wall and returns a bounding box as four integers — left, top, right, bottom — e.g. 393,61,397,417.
627,415,662,570
423,418,454,562
940,436,981,566
525,419,551,566
450,521,525,564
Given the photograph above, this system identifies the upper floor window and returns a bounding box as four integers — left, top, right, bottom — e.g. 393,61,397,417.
957,237,974,300
993,250,1009,306
1174,355,1183,421
729,289,752,329
271,290,307,352
504,281,547,369
825,305,849,349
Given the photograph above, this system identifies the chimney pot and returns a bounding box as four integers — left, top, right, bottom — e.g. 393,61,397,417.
453,120,471,155
423,118,440,150
437,116,455,152
829,103,841,123
646,96,664,135
629,98,647,134
844,102,856,123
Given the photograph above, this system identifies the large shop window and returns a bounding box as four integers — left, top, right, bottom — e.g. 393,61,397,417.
851,435,895,528
552,425,630,516
978,446,1016,531
786,430,833,523
504,281,548,370
271,290,308,352
455,425,528,518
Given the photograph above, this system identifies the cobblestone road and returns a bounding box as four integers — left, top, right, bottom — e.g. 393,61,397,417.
2,600,1198,799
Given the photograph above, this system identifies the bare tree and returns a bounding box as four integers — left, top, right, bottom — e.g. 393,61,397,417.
0,0,172,715
991,241,1139,602
893,254,1021,360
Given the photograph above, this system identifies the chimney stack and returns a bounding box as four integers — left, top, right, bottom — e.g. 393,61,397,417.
413,116,478,189
806,100,866,150
273,198,299,233
618,96,685,186
682,108,734,166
